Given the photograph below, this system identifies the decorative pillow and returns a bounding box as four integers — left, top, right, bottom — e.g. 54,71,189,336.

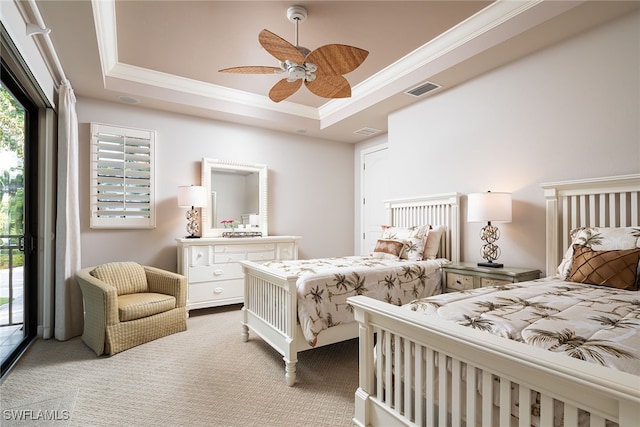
422,225,445,260
370,239,406,260
91,261,148,295
381,225,429,260
556,227,640,279
567,244,640,290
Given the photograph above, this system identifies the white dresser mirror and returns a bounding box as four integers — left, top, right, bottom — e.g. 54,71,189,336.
201,158,268,237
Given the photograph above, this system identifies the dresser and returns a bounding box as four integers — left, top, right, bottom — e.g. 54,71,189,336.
442,262,540,293
177,236,300,311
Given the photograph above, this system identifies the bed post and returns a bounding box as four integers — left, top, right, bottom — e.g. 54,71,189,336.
352,304,373,427
543,186,559,277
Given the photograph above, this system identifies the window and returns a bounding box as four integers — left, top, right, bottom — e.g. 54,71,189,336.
90,123,155,229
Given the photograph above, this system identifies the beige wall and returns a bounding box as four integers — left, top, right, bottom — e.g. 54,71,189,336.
356,11,640,275
76,99,355,270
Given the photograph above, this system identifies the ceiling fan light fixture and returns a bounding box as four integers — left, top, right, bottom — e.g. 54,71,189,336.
287,66,307,81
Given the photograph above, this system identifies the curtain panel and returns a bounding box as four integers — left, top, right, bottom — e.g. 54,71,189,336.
50,79,83,340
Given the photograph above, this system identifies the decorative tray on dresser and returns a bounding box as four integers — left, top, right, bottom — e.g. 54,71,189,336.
177,236,300,312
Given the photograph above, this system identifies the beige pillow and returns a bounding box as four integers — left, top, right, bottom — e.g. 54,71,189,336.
91,261,148,295
422,225,445,260
567,244,640,290
371,239,405,260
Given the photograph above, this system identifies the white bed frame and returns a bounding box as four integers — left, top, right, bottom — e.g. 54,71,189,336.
240,193,461,386
349,174,640,427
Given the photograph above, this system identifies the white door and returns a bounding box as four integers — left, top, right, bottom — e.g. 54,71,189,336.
361,145,389,255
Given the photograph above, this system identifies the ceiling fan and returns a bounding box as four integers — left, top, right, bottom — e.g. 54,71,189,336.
219,5,369,103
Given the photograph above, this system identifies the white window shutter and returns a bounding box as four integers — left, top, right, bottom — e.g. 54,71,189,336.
90,123,156,229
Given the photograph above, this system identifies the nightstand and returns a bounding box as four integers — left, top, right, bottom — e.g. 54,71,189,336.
442,262,541,293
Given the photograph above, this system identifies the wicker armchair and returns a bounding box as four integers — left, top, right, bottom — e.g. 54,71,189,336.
76,262,187,356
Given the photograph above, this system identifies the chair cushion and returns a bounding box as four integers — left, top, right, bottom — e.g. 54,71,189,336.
91,262,148,295
117,292,177,322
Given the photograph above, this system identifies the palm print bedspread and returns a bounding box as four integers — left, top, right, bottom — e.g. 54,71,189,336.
405,277,640,375
261,256,447,346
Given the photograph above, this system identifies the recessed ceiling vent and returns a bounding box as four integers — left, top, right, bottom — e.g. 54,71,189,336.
353,127,382,136
405,81,440,97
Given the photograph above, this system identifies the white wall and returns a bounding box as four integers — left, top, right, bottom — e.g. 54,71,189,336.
76,98,355,270
357,11,640,275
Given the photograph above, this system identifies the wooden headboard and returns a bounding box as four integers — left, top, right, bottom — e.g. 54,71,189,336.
384,193,461,263
541,174,640,276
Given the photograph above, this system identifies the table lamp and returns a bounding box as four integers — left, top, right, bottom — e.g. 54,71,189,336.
178,185,207,238
467,191,512,268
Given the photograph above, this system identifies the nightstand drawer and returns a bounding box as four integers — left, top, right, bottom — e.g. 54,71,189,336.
446,272,475,291
443,263,541,293
481,277,511,287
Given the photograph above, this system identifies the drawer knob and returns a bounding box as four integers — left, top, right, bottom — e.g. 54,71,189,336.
213,269,224,276
456,279,462,284
214,287,223,294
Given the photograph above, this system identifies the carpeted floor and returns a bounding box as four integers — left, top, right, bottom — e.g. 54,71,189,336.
0,305,359,426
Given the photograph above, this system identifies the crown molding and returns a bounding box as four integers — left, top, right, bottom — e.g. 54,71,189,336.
90,0,584,129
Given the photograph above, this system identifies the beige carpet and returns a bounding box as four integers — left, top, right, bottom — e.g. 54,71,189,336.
0,305,359,426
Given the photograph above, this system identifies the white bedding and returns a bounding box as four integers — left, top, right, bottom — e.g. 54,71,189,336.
261,256,447,345
405,276,640,375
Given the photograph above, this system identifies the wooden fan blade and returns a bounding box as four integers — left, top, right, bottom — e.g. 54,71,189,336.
306,44,369,76
259,29,305,64
269,78,303,103
219,66,283,74
305,75,351,99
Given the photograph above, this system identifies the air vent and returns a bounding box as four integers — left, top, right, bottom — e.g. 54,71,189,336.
353,127,382,136
405,81,440,97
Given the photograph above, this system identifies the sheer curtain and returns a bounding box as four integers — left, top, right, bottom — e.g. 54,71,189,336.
49,79,83,340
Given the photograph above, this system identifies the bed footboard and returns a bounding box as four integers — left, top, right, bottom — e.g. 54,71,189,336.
241,260,300,386
348,295,640,427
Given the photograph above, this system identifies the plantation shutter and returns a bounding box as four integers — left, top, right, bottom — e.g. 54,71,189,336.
90,123,156,229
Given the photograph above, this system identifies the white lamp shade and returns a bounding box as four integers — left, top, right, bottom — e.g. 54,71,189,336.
467,192,512,223
178,185,207,208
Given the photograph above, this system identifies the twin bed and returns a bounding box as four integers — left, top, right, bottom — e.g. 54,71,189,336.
240,192,461,386
239,174,639,426
349,174,639,427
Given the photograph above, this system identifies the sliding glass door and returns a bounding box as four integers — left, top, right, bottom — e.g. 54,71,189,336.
1,60,38,377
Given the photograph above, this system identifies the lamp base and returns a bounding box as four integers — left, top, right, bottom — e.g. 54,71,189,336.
185,235,200,239
477,261,503,268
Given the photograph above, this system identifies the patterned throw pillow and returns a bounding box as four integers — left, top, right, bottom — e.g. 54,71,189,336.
557,227,640,279
381,225,429,260
567,244,640,290
370,239,406,260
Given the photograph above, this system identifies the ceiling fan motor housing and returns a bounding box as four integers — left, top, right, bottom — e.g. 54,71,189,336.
287,6,307,23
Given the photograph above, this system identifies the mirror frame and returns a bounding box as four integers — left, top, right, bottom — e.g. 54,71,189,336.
201,158,268,237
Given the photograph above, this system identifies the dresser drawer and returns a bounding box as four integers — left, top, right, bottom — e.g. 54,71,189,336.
214,243,276,253
446,272,475,291
481,277,511,287
214,250,275,263
189,245,213,267
188,279,243,304
189,263,243,283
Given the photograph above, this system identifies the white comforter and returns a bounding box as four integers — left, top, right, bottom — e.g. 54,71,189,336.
405,276,640,375
262,256,447,345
